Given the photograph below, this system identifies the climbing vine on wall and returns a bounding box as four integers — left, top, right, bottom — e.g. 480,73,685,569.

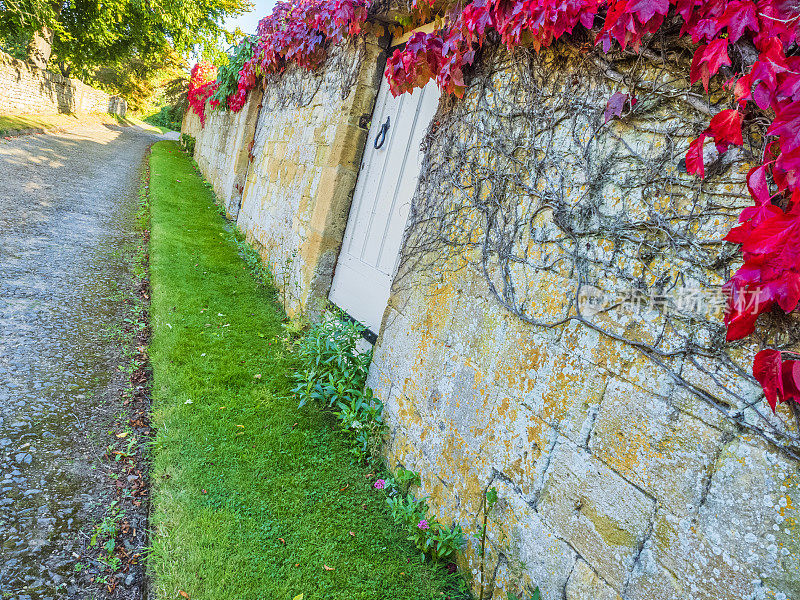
384,0,800,419
187,0,800,443
399,42,800,457
187,61,218,126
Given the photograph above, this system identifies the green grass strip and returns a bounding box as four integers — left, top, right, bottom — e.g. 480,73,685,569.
147,140,458,600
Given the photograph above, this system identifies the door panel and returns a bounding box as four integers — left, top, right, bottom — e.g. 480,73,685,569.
329,77,440,333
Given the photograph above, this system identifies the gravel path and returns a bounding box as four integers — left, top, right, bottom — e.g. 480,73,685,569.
0,123,168,599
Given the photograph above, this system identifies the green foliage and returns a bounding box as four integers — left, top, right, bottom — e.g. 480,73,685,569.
486,486,498,509
0,0,250,86
385,487,465,563
385,466,422,496
210,36,257,109
477,486,499,600
179,133,196,155
0,0,52,52
91,48,187,113
145,105,182,131
89,501,123,561
292,314,465,565
387,493,429,529
292,313,386,463
408,519,466,563
0,27,30,59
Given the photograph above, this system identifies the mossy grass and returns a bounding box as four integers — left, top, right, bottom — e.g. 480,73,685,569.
147,140,464,600
0,113,76,134
0,112,136,135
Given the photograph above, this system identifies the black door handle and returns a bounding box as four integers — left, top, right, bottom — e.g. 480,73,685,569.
374,116,390,149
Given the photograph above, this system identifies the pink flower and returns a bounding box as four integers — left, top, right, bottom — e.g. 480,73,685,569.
374,479,385,490
418,519,429,530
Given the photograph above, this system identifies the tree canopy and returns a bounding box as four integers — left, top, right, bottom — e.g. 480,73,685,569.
0,0,251,77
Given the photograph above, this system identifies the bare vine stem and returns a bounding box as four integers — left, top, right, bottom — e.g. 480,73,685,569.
396,41,800,459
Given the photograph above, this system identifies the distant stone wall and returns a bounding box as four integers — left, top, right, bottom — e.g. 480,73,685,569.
190,89,263,221
0,51,126,116
186,39,384,320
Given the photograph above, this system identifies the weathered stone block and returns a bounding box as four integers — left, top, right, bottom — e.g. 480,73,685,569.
524,350,608,446
565,559,622,600
650,438,800,599
537,437,655,591
590,377,725,518
487,480,578,599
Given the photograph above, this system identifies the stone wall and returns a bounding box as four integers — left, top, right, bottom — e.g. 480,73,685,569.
368,46,800,600
0,51,126,116
180,108,201,139
191,89,263,221
183,39,799,600
187,39,384,320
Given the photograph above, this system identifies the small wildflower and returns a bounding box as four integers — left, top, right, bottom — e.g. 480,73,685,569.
418,519,429,530
374,479,385,490
350,420,362,430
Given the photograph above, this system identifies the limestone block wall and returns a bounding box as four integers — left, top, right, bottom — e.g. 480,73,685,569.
0,51,126,116
188,39,385,320
192,90,263,220
367,46,800,600
181,108,201,139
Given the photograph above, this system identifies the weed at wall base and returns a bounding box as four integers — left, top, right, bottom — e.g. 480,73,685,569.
291,313,468,568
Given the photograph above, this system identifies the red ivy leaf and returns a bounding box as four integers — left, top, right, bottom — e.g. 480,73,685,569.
768,101,800,156
627,0,669,23
741,204,800,274
753,349,784,412
763,270,800,313
686,134,707,178
753,350,800,411
604,92,635,123
707,109,743,152
690,38,732,92
783,360,800,404
746,164,772,206
721,0,759,43
724,280,774,341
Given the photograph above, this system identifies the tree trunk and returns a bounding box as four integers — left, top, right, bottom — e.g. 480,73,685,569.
26,26,53,69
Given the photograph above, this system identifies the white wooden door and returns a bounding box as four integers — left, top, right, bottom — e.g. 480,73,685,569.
329,77,440,333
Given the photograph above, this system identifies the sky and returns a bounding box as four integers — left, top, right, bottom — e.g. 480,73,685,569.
224,0,278,35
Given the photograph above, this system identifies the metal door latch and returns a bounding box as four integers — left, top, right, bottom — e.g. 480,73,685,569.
374,116,390,149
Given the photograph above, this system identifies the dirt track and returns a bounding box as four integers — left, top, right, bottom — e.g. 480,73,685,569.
0,123,169,599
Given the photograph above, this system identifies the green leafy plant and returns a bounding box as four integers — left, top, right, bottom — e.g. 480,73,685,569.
407,518,465,563
384,480,465,563
387,493,428,528
384,466,421,496
477,486,499,600
234,236,273,283
291,312,385,462
89,501,123,561
146,104,183,131
210,37,258,110
507,586,540,600
291,309,463,564
180,133,196,155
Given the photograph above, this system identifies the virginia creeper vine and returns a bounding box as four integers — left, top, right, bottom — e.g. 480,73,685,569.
187,0,800,419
